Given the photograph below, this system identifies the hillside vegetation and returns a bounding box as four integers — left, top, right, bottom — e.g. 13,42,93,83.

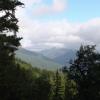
16,48,61,70
1,45,100,100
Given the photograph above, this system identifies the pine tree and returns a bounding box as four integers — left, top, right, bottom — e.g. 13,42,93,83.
69,45,100,100
53,70,65,100
0,0,23,65
0,0,24,100
35,71,52,100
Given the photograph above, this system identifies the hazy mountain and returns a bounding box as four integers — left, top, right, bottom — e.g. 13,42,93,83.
53,50,76,65
15,48,61,70
40,48,76,65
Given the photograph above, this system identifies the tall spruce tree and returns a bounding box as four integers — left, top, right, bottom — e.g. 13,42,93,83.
53,70,65,100
0,0,25,100
69,45,100,100
0,0,23,65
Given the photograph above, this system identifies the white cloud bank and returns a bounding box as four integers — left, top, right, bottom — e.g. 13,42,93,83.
17,16,100,51
16,0,100,51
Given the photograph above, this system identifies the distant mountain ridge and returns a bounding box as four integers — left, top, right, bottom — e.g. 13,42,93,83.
40,47,76,65
16,47,76,70
16,48,62,70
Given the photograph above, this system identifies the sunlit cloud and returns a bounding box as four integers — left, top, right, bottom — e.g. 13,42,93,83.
17,16,100,51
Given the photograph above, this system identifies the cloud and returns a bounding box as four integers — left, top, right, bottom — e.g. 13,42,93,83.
17,16,100,51
52,0,67,12
22,0,42,6
78,18,100,44
16,0,100,51
33,0,67,15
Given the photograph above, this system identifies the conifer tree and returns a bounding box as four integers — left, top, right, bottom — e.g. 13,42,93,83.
0,0,24,100
0,0,23,65
69,45,100,100
53,70,65,100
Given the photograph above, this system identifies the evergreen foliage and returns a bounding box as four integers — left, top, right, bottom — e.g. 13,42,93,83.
68,45,100,100
53,70,65,100
0,0,23,65
64,73,77,100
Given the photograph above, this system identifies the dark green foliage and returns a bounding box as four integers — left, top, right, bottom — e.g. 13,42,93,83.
62,70,77,100
0,0,23,32
68,45,100,100
2,44,100,100
0,34,22,65
0,0,23,11
53,70,65,100
0,62,32,100
35,71,52,100
0,58,52,100
0,0,23,65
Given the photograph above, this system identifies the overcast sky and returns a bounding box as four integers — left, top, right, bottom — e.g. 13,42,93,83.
16,0,100,51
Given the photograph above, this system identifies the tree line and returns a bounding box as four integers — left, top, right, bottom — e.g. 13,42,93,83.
0,0,100,100
1,45,100,100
